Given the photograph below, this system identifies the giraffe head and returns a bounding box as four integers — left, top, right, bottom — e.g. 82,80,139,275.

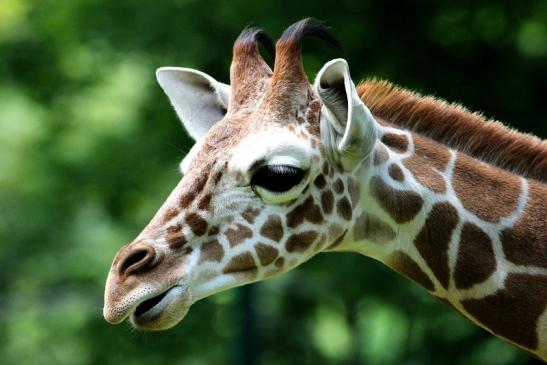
103,19,378,331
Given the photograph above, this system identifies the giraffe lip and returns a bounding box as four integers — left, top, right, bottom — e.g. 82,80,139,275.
130,285,190,330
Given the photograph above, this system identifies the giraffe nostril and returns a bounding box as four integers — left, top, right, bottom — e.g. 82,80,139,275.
118,245,156,276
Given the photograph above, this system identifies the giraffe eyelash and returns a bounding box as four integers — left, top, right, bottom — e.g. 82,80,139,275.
251,165,305,193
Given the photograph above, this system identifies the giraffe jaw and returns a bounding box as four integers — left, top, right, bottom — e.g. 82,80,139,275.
129,285,192,331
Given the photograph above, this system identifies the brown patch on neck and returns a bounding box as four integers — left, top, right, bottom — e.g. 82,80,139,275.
381,133,409,153
197,193,212,211
461,273,547,351
386,251,435,291
402,135,449,193
185,212,208,236
453,153,521,223
285,231,318,252
353,212,396,242
358,79,547,182
414,202,459,289
241,207,261,224
178,167,216,210
320,190,334,215
260,214,284,242
501,181,547,269
225,223,253,247
453,222,496,289
166,224,187,249
180,191,196,209
369,176,424,223
199,239,224,263
336,196,352,221
287,196,323,228
162,207,179,223
223,252,257,274
255,243,279,266
388,163,405,182
314,174,326,189
333,178,345,194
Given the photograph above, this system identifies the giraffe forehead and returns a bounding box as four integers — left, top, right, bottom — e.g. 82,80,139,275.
229,128,313,173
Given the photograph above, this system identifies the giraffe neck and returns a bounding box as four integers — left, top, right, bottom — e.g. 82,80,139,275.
332,125,547,358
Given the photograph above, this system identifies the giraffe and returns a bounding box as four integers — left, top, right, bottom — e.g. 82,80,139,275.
103,19,547,360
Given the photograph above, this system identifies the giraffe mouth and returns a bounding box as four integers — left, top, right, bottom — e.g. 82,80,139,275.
134,290,170,317
130,285,191,330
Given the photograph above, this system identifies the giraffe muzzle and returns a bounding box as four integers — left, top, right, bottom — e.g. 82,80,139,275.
103,279,192,330
104,240,195,330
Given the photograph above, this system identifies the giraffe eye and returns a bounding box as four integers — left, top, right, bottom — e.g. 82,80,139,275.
251,165,305,193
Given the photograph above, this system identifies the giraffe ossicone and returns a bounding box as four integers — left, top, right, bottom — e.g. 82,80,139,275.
103,19,547,361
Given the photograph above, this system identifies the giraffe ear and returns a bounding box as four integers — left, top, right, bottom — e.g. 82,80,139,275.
314,59,378,171
156,67,230,141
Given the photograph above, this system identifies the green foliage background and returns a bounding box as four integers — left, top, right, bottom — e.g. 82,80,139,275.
0,0,545,364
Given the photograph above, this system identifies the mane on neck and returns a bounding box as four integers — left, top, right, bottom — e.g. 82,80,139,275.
357,79,547,183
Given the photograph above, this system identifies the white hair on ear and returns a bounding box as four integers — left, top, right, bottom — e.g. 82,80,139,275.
318,80,348,123
156,67,230,141
314,58,379,171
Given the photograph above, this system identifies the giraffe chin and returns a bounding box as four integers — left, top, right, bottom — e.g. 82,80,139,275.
129,286,191,331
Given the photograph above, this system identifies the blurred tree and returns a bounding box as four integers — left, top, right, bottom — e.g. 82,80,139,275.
0,0,545,364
